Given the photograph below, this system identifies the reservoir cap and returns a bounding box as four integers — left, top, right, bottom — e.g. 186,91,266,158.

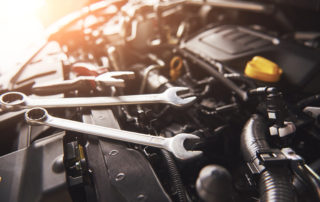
245,56,283,82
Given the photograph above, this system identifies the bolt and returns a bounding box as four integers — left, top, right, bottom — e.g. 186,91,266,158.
75,161,81,170
109,150,119,156
52,155,64,173
115,173,125,181
137,194,146,201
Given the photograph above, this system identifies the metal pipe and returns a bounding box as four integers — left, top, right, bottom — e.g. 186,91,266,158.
187,0,274,14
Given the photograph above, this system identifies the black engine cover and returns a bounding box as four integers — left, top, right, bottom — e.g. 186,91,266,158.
182,25,320,93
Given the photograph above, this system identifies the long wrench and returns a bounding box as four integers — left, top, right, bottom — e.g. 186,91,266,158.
0,87,196,112
25,107,202,160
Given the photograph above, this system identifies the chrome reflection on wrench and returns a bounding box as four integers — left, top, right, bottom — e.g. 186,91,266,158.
0,87,196,111
32,71,136,95
25,107,202,160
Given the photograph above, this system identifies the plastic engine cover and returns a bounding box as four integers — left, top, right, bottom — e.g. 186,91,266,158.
181,25,320,93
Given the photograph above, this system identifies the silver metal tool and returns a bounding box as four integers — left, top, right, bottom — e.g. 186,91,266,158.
25,107,202,160
32,71,135,95
0,87,196,111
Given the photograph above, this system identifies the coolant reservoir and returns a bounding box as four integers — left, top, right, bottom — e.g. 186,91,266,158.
245,56,283,82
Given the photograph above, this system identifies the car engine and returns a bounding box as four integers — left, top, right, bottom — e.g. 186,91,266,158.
1,0,320,201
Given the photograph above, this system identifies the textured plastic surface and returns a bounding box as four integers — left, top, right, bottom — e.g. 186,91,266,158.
182,25,320,93
83,109,172,202
0,132,71,202
245,56,283,82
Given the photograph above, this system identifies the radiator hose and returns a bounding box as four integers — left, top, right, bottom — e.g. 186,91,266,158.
161,149,188,202
241,114,294,202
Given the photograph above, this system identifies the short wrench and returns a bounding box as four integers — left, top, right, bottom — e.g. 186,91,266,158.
32,71,135,95
25,107,202,160
0,87,196,112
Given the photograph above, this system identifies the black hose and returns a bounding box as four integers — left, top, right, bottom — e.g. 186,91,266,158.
241,115,269,163
241,114,294,202
260,169,294,202
294,158,320,199
161,149,187,202
178,49,248,101
310,158,320,174
297,94,320,109
224,73,256,89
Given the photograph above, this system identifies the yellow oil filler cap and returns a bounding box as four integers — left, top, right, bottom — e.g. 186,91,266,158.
245,56,283,82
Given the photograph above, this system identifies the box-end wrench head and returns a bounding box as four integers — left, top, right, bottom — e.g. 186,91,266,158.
25,107,202,160
0,87,197,111
0,91,26,111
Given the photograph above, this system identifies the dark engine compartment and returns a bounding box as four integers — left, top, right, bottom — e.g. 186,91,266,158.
1,0,320,202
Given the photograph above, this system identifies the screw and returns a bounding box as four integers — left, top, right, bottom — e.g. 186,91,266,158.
109,150,119,156
115,173,125,181
137,194,146,201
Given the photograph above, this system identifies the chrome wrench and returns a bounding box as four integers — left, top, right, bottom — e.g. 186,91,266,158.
32,71,135,95
0,87,196,112
25,107,202,160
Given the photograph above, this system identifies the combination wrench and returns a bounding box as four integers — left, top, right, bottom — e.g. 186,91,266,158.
32,71,135,95
25,107,202,160
0,87,196,112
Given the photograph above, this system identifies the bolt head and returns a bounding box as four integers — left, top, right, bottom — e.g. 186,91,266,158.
115,173,125,181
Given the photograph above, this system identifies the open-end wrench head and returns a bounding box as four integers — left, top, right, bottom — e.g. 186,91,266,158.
0,92,27,109
163,87,196,107
168,133,202,160
95,71,135,87
25,107,49,125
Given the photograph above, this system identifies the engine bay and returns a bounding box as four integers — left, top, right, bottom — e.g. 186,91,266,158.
1,0,320,201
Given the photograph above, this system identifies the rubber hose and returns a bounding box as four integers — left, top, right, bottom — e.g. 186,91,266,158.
178,49,248,101
260,169,294,202
224,73,256,89
310,158,320,174
294,158,320,197
161,149,187,202
241,114,294,202
297,94,320,109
